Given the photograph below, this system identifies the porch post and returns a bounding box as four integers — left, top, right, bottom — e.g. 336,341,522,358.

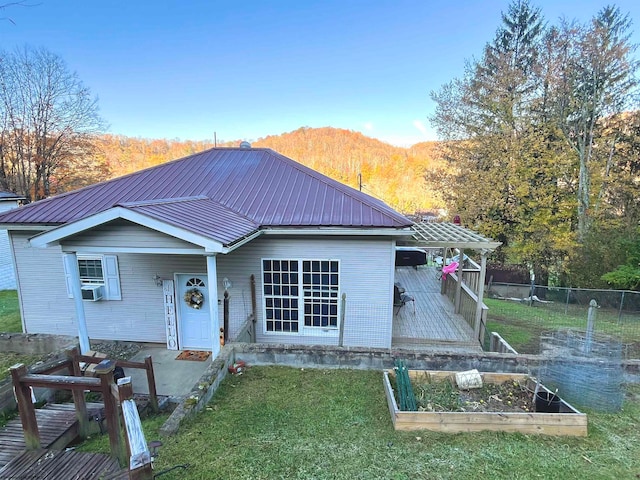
64,252,90,353
206,255,221,358
473,250,488,342
454,273,463,313
454,249,463,313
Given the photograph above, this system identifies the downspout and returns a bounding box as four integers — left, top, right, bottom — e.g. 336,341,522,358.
64,252,90,353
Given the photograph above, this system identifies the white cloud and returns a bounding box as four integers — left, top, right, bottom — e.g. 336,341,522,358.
363,122,374,131
413,119,428,135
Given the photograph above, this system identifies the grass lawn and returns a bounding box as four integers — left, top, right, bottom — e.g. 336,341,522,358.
77,366,640,480
0,290,21,333
485,297,640,356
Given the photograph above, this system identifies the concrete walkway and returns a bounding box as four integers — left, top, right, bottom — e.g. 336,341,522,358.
126,347,211,399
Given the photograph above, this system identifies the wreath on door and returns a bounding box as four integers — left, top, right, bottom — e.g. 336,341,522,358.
184,288,205,309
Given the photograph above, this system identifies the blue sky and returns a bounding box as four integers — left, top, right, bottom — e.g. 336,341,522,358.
3,0,640,146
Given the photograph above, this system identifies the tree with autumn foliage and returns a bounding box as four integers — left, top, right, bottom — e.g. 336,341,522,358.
254,127,443,214
429,1,640,287
0,46,105,201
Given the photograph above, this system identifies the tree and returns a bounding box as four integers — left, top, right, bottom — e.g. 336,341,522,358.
553,6,639,240
429,2,640,286
0,46,104,201
429,0,573,271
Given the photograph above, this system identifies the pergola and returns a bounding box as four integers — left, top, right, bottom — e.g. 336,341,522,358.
400,222,502,341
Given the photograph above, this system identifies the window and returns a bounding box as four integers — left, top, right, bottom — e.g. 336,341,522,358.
262,259,339,333
63,253,122,301
302,260,339,328
78,258,104,285
263,260,299,333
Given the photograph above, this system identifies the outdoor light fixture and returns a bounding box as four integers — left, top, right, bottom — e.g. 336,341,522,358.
223,277,232,290
153,274,162,287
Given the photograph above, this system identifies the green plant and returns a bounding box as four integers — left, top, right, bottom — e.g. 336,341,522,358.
75,367,640,480
0,290,21,333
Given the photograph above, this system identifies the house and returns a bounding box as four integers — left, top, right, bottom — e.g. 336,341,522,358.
0,192,25,291
0,147,416,356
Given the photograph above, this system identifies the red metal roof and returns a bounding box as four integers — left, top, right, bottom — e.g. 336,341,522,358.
0,148,411,245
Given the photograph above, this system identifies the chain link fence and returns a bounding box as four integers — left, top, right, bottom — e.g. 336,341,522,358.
485,283,640,360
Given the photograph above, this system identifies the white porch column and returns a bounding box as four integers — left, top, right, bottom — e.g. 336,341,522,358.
64,252,90,353
206,255,221,358
473,250,489,342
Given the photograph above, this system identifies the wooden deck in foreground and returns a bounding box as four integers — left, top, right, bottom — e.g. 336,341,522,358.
0,448,126,480
393,266,482,351
0,403,120,480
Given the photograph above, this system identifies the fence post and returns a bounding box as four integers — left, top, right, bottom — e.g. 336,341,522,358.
250,274,257,342
585,299,598,353
94,359,126,465
223,290,229,344
65,346,89,439
118,378,153,480
10,363,40,449
338,293,346,347
144,355,159,413
618,291,625,324
565,287,571,315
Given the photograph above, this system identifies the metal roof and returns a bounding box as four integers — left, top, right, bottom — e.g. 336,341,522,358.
406,222,502,252
0,148,412,246
0,191,24,200
124,197,260,246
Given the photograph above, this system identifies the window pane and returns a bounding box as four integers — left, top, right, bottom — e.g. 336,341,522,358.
263,258,300,333
78,259,103,284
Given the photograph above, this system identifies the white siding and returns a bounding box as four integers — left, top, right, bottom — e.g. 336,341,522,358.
12,230,207,343
218,236,395,349
0,200,20,290
12,230,395,349
0,229,16,290
64,220,200,250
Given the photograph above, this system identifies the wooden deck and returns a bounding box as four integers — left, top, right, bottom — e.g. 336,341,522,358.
0,402,104,470
393,266,482,351
0,449,126,479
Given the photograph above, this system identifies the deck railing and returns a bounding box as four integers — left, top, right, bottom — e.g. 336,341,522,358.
443,273,488,346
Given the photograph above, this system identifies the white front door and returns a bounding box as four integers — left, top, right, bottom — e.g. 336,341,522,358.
177,274,211,350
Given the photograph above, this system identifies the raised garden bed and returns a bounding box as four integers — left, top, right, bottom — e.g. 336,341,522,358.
383,370,587,436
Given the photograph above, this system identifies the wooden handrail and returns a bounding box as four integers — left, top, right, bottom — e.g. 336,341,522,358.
72,349,158,413
10,356,128,465
118,378,153,480
18,373,101,390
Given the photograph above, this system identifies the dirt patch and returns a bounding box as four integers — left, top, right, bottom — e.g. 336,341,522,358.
90,341,142,360
413,377,536,413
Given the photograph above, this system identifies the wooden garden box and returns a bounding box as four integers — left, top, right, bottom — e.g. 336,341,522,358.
383,370,588,437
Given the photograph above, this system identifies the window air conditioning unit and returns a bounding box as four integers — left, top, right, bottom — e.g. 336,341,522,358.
81,285,104,301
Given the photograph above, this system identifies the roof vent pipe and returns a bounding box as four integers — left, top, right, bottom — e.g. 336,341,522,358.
239,141,251,149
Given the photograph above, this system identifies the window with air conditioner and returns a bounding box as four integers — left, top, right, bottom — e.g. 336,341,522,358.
63,254,122,301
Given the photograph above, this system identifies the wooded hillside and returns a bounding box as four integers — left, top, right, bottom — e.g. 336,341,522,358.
94,127,443,215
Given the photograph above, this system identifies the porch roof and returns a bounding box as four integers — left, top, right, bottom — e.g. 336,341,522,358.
404,222,502,252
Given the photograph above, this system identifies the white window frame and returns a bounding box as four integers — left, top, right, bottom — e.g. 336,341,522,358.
261,258,340,336
63,253,122,301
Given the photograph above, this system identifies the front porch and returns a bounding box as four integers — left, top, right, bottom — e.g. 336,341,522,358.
392,266,483,351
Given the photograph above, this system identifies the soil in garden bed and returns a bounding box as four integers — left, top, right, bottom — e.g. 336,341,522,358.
410,376,536,413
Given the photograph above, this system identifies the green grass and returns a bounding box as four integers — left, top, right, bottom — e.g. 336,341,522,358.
78,367,640,480
0,290,21,333
0,352,40,382
485,297,640,356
